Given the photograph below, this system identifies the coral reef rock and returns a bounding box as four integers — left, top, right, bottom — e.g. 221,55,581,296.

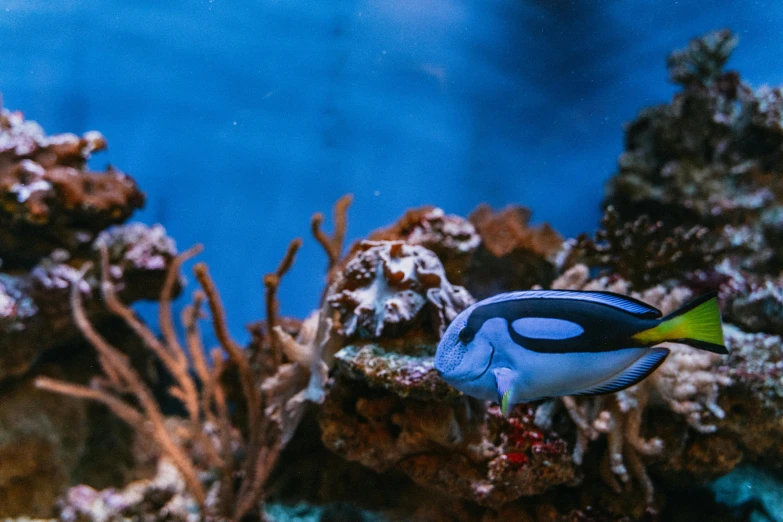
368,206,481,284
320,378,576,508
0,107,144,265
605,29,783,273
466,204,562,298
0,105,174,518
328,240,474,339
0,223,176,382
561,207,727,289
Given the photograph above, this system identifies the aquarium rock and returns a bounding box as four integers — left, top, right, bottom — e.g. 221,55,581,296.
0,223,176,382
367,206,481,284
0,108,144,265
465,204,562,298
606,29,783,274
328,240,474,339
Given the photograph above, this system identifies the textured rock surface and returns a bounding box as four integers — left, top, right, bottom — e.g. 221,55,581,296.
0,320,151,518
0,223,176,382
320,378,575,508
328,240,474,339
0,372,86,517
606,29,783,274
466,204,562,299
0,108,174,518
0,108,144,265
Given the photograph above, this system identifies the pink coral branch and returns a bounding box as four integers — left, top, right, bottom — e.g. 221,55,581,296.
34,376,143,426
311,194,353,269
68,264,208,506
193,262,270,521
264,238,303,365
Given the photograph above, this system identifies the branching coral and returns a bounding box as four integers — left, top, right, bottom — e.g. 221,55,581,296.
537,265,732,506
266,196,352,406
561,207,727,288
311,194,353,272
37,244,278,521
34,196,353,520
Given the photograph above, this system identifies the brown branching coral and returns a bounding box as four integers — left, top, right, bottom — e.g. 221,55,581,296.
0,106,145,264
312,194,353,271
34,243,298,520
34,195,354,520
562,207,727,288
264,196,353,407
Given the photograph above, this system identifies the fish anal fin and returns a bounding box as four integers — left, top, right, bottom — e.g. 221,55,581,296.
573,347,670,397
493,367,515,417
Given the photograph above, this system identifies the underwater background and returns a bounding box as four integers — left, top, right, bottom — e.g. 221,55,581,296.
3,0,783,344
3,1,783,522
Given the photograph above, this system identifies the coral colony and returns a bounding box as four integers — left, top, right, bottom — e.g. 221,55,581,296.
1,29,783,521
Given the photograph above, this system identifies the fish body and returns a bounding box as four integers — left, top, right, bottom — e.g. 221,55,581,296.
434,290,727,415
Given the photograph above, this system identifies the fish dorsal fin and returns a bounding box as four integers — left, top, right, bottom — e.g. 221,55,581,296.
478,290,662,318
573,347,670,396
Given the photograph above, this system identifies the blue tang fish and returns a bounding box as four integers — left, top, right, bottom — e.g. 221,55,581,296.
434,290,727,416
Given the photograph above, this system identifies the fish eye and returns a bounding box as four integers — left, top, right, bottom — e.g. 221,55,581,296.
458,326,475,343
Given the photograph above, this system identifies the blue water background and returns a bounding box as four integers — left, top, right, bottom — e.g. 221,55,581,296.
2,1,783,344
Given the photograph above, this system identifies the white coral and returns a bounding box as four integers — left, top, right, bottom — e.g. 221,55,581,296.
537,265,733,504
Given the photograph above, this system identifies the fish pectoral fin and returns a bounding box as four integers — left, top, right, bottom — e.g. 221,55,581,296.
493,367,515,417
573,347,670,397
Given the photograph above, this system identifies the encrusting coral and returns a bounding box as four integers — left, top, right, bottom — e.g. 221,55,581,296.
465,204,563,298
367,206,481,283
0,105,144,265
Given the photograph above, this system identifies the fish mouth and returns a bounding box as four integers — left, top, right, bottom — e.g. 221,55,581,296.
470,341,496,382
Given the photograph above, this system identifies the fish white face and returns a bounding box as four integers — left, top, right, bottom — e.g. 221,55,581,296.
434,310,495,388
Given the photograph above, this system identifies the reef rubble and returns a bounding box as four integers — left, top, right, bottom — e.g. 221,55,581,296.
3,29,783,522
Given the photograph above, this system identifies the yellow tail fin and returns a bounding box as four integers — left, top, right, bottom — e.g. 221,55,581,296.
632,293,727,354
